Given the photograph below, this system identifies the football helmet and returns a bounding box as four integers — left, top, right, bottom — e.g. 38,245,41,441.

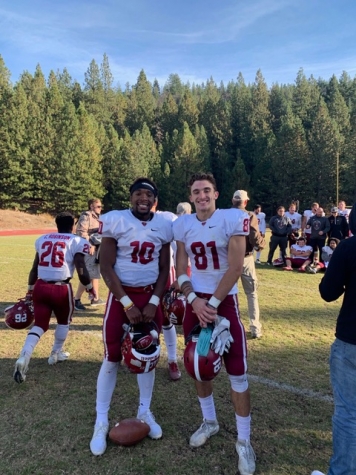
183,325,222,382
121,322,161,374
5,298,34,330
162,287,186,325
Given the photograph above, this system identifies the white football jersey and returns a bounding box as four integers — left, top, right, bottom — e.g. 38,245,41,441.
338,208,351,222
173,208,250,295
35,233,90,281
285,212,302,230
290,244,313,260
254,212,266,234
99,210,173,286
303,210,314,234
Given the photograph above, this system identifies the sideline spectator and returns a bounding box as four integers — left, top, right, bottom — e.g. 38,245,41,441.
267,206,292,266
89,177,172,456
328,207,349,241
176,202,192,216
253,204,266,264
322,238,339,268
283,236,313,272
306,208,330,262
174,172,256,475
13,212,95,383
74,198,105,310
311,202,356,475
232,190,265,339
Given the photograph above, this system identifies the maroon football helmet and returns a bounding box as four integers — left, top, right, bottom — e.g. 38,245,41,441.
5,299,34,330
121,322,161,374
183,326,222,382
162,287,186,325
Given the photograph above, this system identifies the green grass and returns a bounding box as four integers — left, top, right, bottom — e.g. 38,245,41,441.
0,234,340,474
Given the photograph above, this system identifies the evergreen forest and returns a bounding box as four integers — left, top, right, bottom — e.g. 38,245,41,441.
1,53,356,218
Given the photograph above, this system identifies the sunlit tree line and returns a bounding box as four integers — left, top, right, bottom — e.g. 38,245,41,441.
0,53,356,217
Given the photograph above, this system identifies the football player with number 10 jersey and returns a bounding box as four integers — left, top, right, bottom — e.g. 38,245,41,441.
89,177,172,456
13,212,94,384
174,172,256,475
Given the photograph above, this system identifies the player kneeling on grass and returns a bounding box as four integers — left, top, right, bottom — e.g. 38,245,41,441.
174,172,256,475
89,177,172,456
13,212,95,384
283,236,313,272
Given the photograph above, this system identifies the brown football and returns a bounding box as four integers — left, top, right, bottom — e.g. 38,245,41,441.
108,418,150,446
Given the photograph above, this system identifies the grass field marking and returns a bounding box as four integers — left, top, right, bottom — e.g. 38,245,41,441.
248,374,333,403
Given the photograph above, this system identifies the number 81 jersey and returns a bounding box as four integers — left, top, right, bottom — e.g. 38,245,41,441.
173,208,250,295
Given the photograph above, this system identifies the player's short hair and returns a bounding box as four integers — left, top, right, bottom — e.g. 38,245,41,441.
176,202,192,215
254,204,261,210
277,206,285,211
188,172,217,191
55,212,75,232
88,198,101,208
328,237,340,246
130,177,158,197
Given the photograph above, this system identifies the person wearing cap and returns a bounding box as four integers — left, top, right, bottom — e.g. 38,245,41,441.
176,202,192,216
306,208,330,263
328,207,349,241
253,204,266,264
89,176,173,456
267,206,292,266
232,190,265,338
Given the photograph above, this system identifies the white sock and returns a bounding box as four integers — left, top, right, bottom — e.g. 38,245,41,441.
162,324,177,362
21,326,44,357
52,324,69,352
198,394,217,422
137,370,155,415
236,414,251,441
256,251,261,260
95,360,119,425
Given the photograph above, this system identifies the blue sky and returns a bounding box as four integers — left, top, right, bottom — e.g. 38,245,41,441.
1,0,356,89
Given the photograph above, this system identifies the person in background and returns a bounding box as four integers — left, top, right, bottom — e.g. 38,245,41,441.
328,207,349,241
253,204,266,264
311,202,356,475
322,238,339,269
74,198,105,310
176,202,192,216
13,212,95,383
283,236,313,272
337,200,351,223
267,206,292,266
306,207,330,263
285,202,302,249
232,190,265,338
302,202,319,245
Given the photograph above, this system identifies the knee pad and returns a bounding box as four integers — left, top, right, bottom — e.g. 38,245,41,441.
228,374,249,393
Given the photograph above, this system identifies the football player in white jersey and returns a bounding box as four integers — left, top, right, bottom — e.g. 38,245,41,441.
285,203,302,248
253,204,266,264
90,177,173,456
338,200,351,222
13,212,95,383
174,172,256,475
302,202,319,244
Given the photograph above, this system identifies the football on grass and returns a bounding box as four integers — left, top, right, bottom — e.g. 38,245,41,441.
109,418,150,446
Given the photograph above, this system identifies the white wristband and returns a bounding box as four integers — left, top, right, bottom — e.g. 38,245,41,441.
149,295,160,306
208,296,221,309
177,274,191,288
85,283,93,291
187,292,198,304
120,295,134,308
28,285,34,291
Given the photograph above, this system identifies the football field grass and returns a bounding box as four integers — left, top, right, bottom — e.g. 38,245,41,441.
0,234,340,475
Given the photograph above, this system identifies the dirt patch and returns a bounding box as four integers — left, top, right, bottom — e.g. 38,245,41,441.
0,210,55,230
